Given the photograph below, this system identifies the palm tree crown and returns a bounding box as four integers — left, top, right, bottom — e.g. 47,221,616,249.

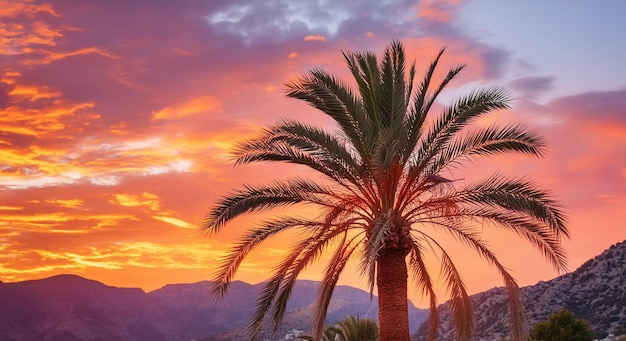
203,41,568,341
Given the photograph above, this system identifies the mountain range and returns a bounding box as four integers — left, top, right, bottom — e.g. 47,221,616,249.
0,274,426,341
414,239,626,340
1,239,624,341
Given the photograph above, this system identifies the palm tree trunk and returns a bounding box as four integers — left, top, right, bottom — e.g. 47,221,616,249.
377,251,410,341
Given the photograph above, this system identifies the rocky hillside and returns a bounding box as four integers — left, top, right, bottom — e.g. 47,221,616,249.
414,240,626,340
0,275,427,341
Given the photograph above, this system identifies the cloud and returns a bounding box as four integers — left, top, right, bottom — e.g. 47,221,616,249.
417,0,462,24
549,89,626,124
8,84,61,101
0,0,57,18
152,215,196,229
0,241,224,281
22,47,118,66
152,96,221,121
511,89,626,209
304,35,326,42
109,192,160,211
509,76,555,100
0,5,63,56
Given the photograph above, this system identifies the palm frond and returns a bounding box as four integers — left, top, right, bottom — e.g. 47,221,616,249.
421,64,465,120
271,217,365,330
247,223,346,339
460,175,569,239
233,137,350,183
343,50,382,153
462,208,568,272
408,241,439,341
285,70,370,159
270,225,349,331
359,210,392,297
413,48,445,117
313,237,360,340
414,86,511,172
426,124,546,175
423,220,526,340
276,120,360,166
371,127,402,172
380,40,408,130
403,48,446,164
248,274,284,339
210,217,318,299
418,233,473,341
203,178,332,234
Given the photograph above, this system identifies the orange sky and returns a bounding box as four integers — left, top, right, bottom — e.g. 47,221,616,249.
1,0,625,308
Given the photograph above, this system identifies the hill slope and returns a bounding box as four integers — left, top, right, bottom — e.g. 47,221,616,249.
414,240,626,340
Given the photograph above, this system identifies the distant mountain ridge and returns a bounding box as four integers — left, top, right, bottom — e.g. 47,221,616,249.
0,275,427,341
3,240,624,341
414,240,626,340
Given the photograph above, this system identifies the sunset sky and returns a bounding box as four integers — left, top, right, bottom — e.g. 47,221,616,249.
1,0,625,308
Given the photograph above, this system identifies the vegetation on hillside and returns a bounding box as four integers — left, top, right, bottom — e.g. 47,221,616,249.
529,309,593,341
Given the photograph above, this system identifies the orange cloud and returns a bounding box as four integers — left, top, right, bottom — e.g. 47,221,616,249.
0,69,21,84
0,0,57,18
0,212,135,226
108,121,131,136
110,193,160,211
0,5,63,56
0,97,96,138
0,206,24,211
23,47,118,65
46,199,83,209
0,241,224,283
152,215,196,229
8,84,61,101
304,35,326,42
152,96,222,120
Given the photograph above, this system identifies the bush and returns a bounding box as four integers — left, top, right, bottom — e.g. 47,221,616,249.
299,316,379,341
529,309,593,341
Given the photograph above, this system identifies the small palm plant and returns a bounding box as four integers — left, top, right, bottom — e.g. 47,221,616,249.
203,41,568,341
300,316,379,341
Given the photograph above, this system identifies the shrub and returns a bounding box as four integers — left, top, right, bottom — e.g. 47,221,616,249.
529,309,593,341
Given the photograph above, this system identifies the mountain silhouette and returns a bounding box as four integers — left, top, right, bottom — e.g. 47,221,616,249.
0,275,426,341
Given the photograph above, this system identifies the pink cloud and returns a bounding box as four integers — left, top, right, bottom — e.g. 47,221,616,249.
416,0,462,24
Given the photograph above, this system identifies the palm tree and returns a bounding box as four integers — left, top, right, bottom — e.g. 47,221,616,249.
335,316,379,341
300,316,379,341
203,41,568,341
